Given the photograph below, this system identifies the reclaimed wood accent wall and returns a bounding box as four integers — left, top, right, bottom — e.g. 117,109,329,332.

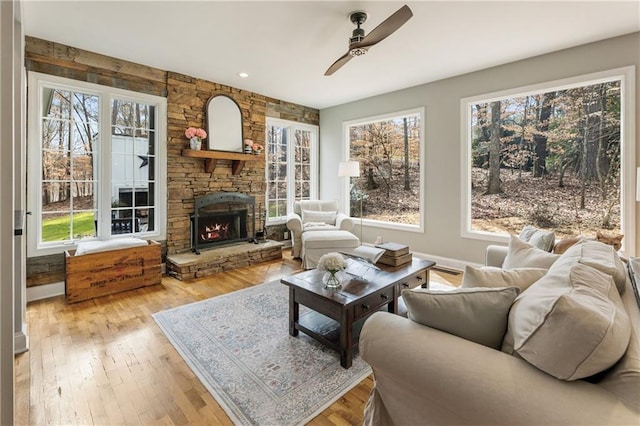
25,37,167,97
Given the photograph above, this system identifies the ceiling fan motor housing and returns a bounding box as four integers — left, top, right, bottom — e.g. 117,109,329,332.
349,11,368,55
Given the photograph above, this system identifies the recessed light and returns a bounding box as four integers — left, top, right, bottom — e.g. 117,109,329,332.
238,72,249,78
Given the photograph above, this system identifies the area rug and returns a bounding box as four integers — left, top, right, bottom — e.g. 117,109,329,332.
152,280,372,426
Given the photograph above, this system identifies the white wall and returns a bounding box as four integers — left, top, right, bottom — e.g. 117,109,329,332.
320,32,640,265
0,0,18,423
14,6,27,356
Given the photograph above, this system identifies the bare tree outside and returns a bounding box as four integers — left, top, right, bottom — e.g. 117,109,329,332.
348,112,421,225
470,80,621,238
41,88,98,241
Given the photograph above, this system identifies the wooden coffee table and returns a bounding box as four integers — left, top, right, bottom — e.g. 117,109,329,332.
281,257,435,368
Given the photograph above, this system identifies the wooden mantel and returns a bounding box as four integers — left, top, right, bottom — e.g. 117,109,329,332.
182,149,263,174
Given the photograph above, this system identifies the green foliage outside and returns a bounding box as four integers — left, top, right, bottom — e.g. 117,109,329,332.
42,211,95,242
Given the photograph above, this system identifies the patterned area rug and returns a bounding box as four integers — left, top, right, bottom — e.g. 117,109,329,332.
153,280,372,425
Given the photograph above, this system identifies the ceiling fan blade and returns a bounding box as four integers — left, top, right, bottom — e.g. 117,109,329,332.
356,4,413,49
324,51,355,76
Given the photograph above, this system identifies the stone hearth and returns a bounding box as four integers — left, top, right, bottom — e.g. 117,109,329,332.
166,240,284,281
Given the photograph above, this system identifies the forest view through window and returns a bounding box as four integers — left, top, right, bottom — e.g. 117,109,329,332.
469,78,622,238
347,109,422,227
265,119,318,223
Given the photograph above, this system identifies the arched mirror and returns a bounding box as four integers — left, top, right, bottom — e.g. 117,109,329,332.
206,95,243,152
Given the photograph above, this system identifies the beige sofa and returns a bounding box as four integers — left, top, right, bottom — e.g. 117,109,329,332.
360,240,640,425
286,200,354,258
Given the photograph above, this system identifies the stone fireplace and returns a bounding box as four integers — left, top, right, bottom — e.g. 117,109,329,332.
191,192,254,254
167,190,284,281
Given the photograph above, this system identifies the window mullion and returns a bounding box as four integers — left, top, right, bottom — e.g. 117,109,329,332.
286,126,295,214
98,95,111,239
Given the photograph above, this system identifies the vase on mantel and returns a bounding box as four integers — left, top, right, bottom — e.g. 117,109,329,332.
190,137,202,150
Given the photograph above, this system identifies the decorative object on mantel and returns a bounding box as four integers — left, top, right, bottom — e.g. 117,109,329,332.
185,127,207,151
206,94,243,152
317,252,347,288
251,143,264,155
244,139,254,154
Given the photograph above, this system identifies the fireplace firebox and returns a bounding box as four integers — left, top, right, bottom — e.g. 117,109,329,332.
191,192,256,254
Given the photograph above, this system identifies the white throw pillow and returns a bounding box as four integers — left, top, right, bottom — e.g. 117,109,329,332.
301,210,337,225
519,225,555,252
557,240,627,294
461,265,547,292
403,286,520,349
75,237,148,256
504,262,631,380
503,234,560,270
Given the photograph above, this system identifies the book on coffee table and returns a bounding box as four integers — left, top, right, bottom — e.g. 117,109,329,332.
375,241,412,266
378,252,413,267
340,245,385,266
375,242,410,257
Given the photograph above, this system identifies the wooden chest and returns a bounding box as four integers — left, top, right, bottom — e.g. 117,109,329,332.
65,240,162,303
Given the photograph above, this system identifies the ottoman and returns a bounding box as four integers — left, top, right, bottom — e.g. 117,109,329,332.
301,230,360,269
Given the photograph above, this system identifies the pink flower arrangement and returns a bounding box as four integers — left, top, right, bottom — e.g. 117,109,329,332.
185,127,207,140
252,143,264,153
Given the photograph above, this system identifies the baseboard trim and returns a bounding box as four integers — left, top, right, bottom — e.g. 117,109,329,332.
27,281,65,302
410,250,482,272
14,329,28,354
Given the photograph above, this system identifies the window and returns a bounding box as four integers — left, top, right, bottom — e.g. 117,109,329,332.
461,67,635,253
265,118,318,223
27,72,167,256
344,108,424,231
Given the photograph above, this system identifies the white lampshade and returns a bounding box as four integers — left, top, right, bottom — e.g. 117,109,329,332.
338,161,360,177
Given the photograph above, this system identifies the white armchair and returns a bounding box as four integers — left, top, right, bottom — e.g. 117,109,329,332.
286,200,354,258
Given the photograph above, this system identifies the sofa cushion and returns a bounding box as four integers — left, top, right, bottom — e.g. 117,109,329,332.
461,265,547,292
558,240,627,294
503,234,560,270
403,286,520,349
504,262,631,380
519,225,555,252
75,237,148,255
301,209,337,225
294,200,339,215
301,230,359,249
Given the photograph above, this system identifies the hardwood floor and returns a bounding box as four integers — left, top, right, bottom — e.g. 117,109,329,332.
15,249,460,425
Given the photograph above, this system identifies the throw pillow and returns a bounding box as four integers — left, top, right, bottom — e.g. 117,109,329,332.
301,209,337,225
402,286,520,349
503,234,560,270
598,270,640,411
461,265,547,292
560,240,627,294
505,262,631,380
519,225,555,252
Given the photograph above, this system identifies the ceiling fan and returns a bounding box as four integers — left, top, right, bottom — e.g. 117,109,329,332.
324,4,413,76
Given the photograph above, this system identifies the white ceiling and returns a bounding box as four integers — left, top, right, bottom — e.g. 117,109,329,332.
22,1,640,109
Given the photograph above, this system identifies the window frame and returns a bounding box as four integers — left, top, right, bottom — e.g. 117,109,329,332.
460,66,636,255
342,107,425,233
264,117,319,225
27,72,167,257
